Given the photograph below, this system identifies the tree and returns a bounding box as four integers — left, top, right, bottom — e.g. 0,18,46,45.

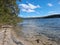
0,0,22,26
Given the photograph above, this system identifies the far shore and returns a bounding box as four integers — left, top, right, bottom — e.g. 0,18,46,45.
23,14,60,19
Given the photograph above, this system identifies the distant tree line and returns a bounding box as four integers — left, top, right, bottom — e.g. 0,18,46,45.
0,0,22,26
42,14,60,18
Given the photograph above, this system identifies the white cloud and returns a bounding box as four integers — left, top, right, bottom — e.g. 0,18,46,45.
27,9,35,12
47,3,53,7
19,3,41,12
22,9,35,12
19,4,29,9
47,11,59,15
28,3,40,9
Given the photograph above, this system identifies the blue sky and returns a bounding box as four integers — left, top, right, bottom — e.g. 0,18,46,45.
17,0,60,17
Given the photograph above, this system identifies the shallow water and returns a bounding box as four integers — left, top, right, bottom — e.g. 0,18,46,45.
19,18,60,41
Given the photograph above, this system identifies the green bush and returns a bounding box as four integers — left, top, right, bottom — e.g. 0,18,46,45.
0,0,22,26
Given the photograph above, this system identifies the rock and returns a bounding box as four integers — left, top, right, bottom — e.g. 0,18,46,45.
24,33,58,45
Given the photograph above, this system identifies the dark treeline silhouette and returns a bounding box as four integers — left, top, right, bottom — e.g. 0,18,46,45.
23,14,60,19
42,14,60,18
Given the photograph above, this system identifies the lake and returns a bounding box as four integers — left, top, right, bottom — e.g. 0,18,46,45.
19,18,60,43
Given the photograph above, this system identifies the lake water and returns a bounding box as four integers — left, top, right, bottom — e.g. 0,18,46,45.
20,18,60,42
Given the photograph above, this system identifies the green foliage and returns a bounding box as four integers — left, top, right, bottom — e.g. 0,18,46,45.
0,0,22,26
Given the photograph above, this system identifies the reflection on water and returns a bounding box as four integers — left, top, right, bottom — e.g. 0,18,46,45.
19,18,60,42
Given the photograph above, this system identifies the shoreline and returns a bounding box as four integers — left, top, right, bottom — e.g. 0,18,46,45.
0,27,59,45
